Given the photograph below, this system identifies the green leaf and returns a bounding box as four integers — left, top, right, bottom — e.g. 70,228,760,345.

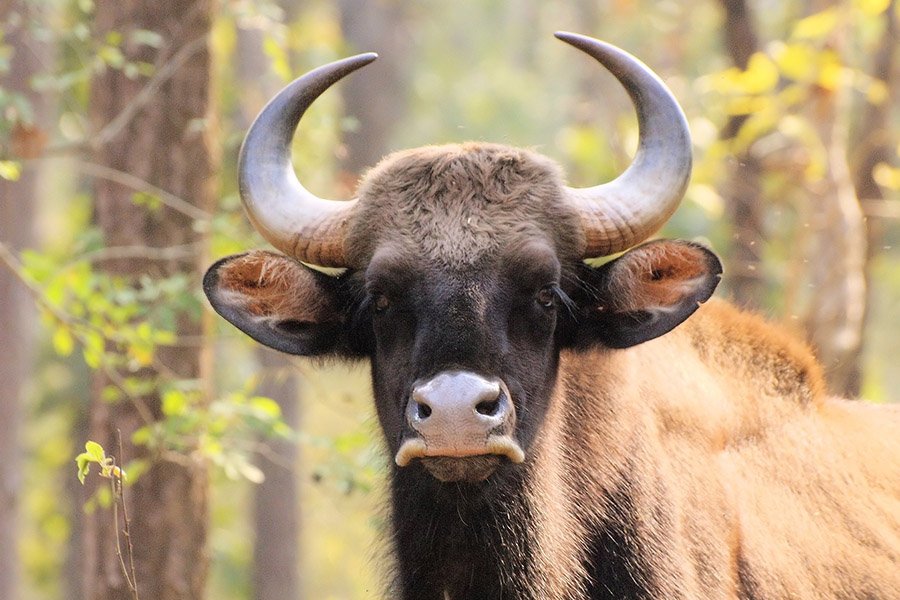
85,441,105,462
162,389,187,416
249,396,282,419
130,29,164,49
82,331,105,369
75,453,91,484
52,326,75,357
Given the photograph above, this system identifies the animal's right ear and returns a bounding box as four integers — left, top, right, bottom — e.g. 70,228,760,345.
563,240,722,350
203,251,355,356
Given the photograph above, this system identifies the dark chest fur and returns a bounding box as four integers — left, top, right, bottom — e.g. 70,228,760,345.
389,464,652,600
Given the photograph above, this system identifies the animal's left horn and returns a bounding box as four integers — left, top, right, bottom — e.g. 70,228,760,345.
555,32,692,258
238,53,378,267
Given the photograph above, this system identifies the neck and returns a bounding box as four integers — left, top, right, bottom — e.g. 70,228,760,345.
389,462,536,600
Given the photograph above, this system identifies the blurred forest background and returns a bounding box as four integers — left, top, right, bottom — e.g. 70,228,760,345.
0,0,898,598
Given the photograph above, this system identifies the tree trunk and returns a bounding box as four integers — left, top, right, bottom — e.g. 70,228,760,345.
252,349,301,600
234,10,303,599
802,1,867,398
845,0,897,397
719,0,766,309
337,0,410,187
0,2,46,597
83,1,215,599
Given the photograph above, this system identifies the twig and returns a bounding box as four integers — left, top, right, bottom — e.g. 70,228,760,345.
110,481,133,595
861,199,900,220
117,430,140,600
0,240,83,329
73,159,212,222
61,242,202,269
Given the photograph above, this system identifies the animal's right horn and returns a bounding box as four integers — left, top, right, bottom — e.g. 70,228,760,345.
555,33,692,258
238,53,377,267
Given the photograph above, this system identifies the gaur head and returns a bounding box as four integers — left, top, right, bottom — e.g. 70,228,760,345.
204,33,722,483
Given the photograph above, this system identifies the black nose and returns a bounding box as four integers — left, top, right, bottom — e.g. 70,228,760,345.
407,371,513,443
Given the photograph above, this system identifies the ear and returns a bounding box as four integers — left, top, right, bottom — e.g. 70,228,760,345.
570,240,722,349
203,250,354,356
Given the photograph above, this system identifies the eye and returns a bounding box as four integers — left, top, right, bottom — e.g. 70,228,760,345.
535,286,556,308
373,293,390,313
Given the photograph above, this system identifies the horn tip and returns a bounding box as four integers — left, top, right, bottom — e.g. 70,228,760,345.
554,32,618,57
342,52,379,71
355,52,379,65
554,31,588,44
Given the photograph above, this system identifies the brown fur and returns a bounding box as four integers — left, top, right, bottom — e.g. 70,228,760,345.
345,143,585,268
217,250,341,323
208,142,900,599
605,242,715,312
530,299,900,598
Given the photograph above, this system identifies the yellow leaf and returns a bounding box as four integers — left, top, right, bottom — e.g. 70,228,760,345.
793,8,839,40
726,95,770,116
128,343,154,367
739,53,779,94
855,0,890,16
873,163,900,190
778,83,809,106
776,44,817,82
817,61,844,91
866,79,889,104
263,36,291,82
0,160,22,181
210,14,235,60
52,327,74,357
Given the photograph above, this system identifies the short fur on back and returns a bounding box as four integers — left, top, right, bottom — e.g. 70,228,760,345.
548,299,900,598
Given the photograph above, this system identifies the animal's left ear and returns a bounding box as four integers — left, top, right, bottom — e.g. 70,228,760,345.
203,250,355,356
567,240,722,349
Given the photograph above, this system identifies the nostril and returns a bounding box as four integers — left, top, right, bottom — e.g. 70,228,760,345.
416,402,432,419
475,398,501,417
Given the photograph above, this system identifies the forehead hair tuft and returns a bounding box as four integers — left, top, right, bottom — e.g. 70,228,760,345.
345,143,584,268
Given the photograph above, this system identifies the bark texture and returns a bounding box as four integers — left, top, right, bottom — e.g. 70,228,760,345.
252,349,301,600
84,1,215,598
0,3,45,597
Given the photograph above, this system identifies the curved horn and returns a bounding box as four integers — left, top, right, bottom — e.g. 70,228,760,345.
555,32,692,258
238,53,378,266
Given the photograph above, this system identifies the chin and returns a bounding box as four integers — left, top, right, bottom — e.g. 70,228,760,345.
420,455,504,482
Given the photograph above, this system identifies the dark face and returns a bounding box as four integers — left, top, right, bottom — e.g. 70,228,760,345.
360,240,567,481
204,149,722,485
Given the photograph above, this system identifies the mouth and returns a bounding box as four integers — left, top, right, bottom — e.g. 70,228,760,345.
394,435,525,481
420,456,504,482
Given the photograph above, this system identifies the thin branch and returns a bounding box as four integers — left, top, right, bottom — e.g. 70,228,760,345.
110,480,134,595
861,199,900,220
74,160,212,222
117,430,140,600
0,239,81,329
62,243,202,268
